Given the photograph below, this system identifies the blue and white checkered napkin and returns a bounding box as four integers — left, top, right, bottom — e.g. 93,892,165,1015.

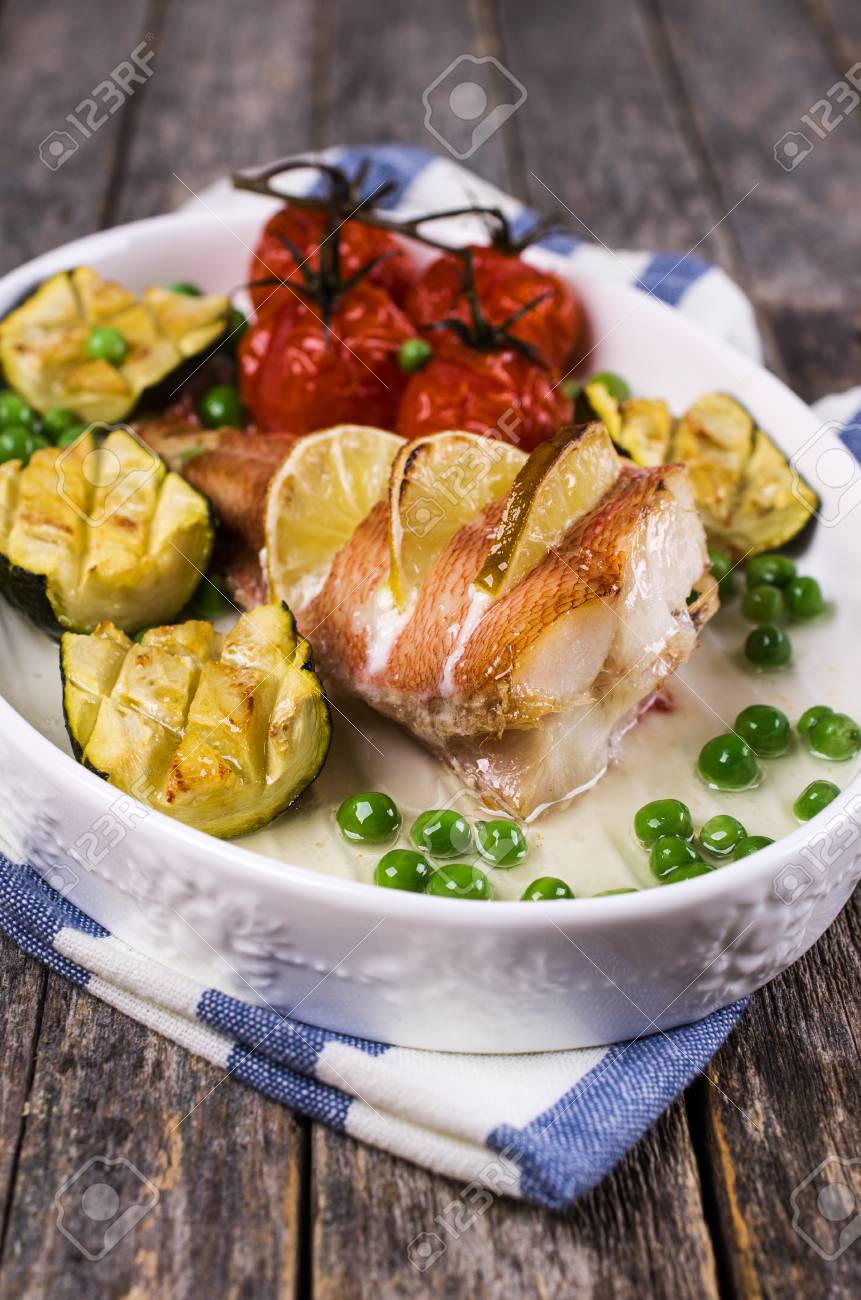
3,146,860,1210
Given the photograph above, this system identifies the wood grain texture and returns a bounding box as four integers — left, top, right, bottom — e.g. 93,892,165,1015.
0,940,45,1249
311,1101,718,1300
0,0,154,274
649,0,861,305
317,0,513,192
0,971,305,1299
497,0,735,260
114,0,316,223
693,897,861,1299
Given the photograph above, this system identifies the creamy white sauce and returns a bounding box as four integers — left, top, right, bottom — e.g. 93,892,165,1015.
2,562,857,902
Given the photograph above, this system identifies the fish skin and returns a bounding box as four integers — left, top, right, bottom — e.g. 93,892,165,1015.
138,418,297,549
301,461,709,719
150,420,714,817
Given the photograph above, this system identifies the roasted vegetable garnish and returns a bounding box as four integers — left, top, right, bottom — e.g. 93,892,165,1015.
670,394,817,558
61,603,332,839
706,427,819,558
0,268,230,423
615,398,672,467
0,429,213,635
573,386,816,557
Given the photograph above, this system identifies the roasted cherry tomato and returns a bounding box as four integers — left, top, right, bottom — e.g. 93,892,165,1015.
405,246,582,371
249,206,414,320
240,281,415,433
396,348,570,450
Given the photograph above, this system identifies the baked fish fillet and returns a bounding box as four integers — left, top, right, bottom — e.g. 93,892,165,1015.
299,458,715,819
145,421,716,818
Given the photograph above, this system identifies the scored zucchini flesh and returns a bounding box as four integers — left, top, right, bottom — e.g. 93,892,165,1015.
0,429,213,635
669,393,818,558
0,267,229,423
61,603,332,839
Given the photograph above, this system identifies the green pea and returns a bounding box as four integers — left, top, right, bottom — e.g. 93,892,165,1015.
41,407,77,439
588,371,630,402
0,425,31,462
649,835,700,878
560,379,581,402
374,849,433,892
733,835,774,860
521,876,574,901
426,863,492,900
474,818,527,866
699,814,747,858
744,624,792,669
793,780,839,822
336,792,401,843
398,338,433,373
87,325,127,365
741,584,785,624
698,733,760,791
661,861,715,884
198,384,245,429
734,704,791,757
56,423,88,447
633,798,694,847
807,713,861,762
708,548,735,600
0,389,36,429
798,705,832,736
745,553,796,589
785,575,825,622
170,281,203,296
410,809,472,859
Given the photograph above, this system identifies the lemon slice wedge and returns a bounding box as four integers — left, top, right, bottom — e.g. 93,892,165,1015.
388,432,527,609
265,424,402,607
474,422,620,599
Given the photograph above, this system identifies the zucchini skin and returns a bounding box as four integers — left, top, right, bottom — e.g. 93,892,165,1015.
0,553,64,638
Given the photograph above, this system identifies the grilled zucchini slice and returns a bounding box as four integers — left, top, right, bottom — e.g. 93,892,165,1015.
0,268,230,423
0,429,213,635
670,393,818,558
61,603,332,839
615,398,673,467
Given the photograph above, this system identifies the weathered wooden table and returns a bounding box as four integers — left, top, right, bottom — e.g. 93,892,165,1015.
1,1,860,1294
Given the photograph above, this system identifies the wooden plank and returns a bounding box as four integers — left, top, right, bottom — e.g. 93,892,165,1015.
0,940,45,1246
0,973,306,1298
311,1101,719,1299
693,896,861,1298
0,0,152,273
650,0,861,304
496,0,734,260
114,0,316,223
319,0,513,192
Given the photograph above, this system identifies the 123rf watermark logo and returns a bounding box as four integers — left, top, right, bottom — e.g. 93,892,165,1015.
39,39,155,171
56,424,161,528
423,55,526,160
55,1156,158,1261
774,61,861,170
790,419,861,528
791,1156,861,1261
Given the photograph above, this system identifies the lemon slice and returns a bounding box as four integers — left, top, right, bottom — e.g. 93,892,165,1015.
388,432,527,609
265,424,402,606
474,422,621,599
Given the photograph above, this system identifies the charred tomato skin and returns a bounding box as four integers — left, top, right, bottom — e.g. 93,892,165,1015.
396,349,570,451
249,206,414,319
404,245,583,371
239,282,416,434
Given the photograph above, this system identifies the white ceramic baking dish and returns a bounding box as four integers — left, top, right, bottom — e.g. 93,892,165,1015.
0,210,858,1052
